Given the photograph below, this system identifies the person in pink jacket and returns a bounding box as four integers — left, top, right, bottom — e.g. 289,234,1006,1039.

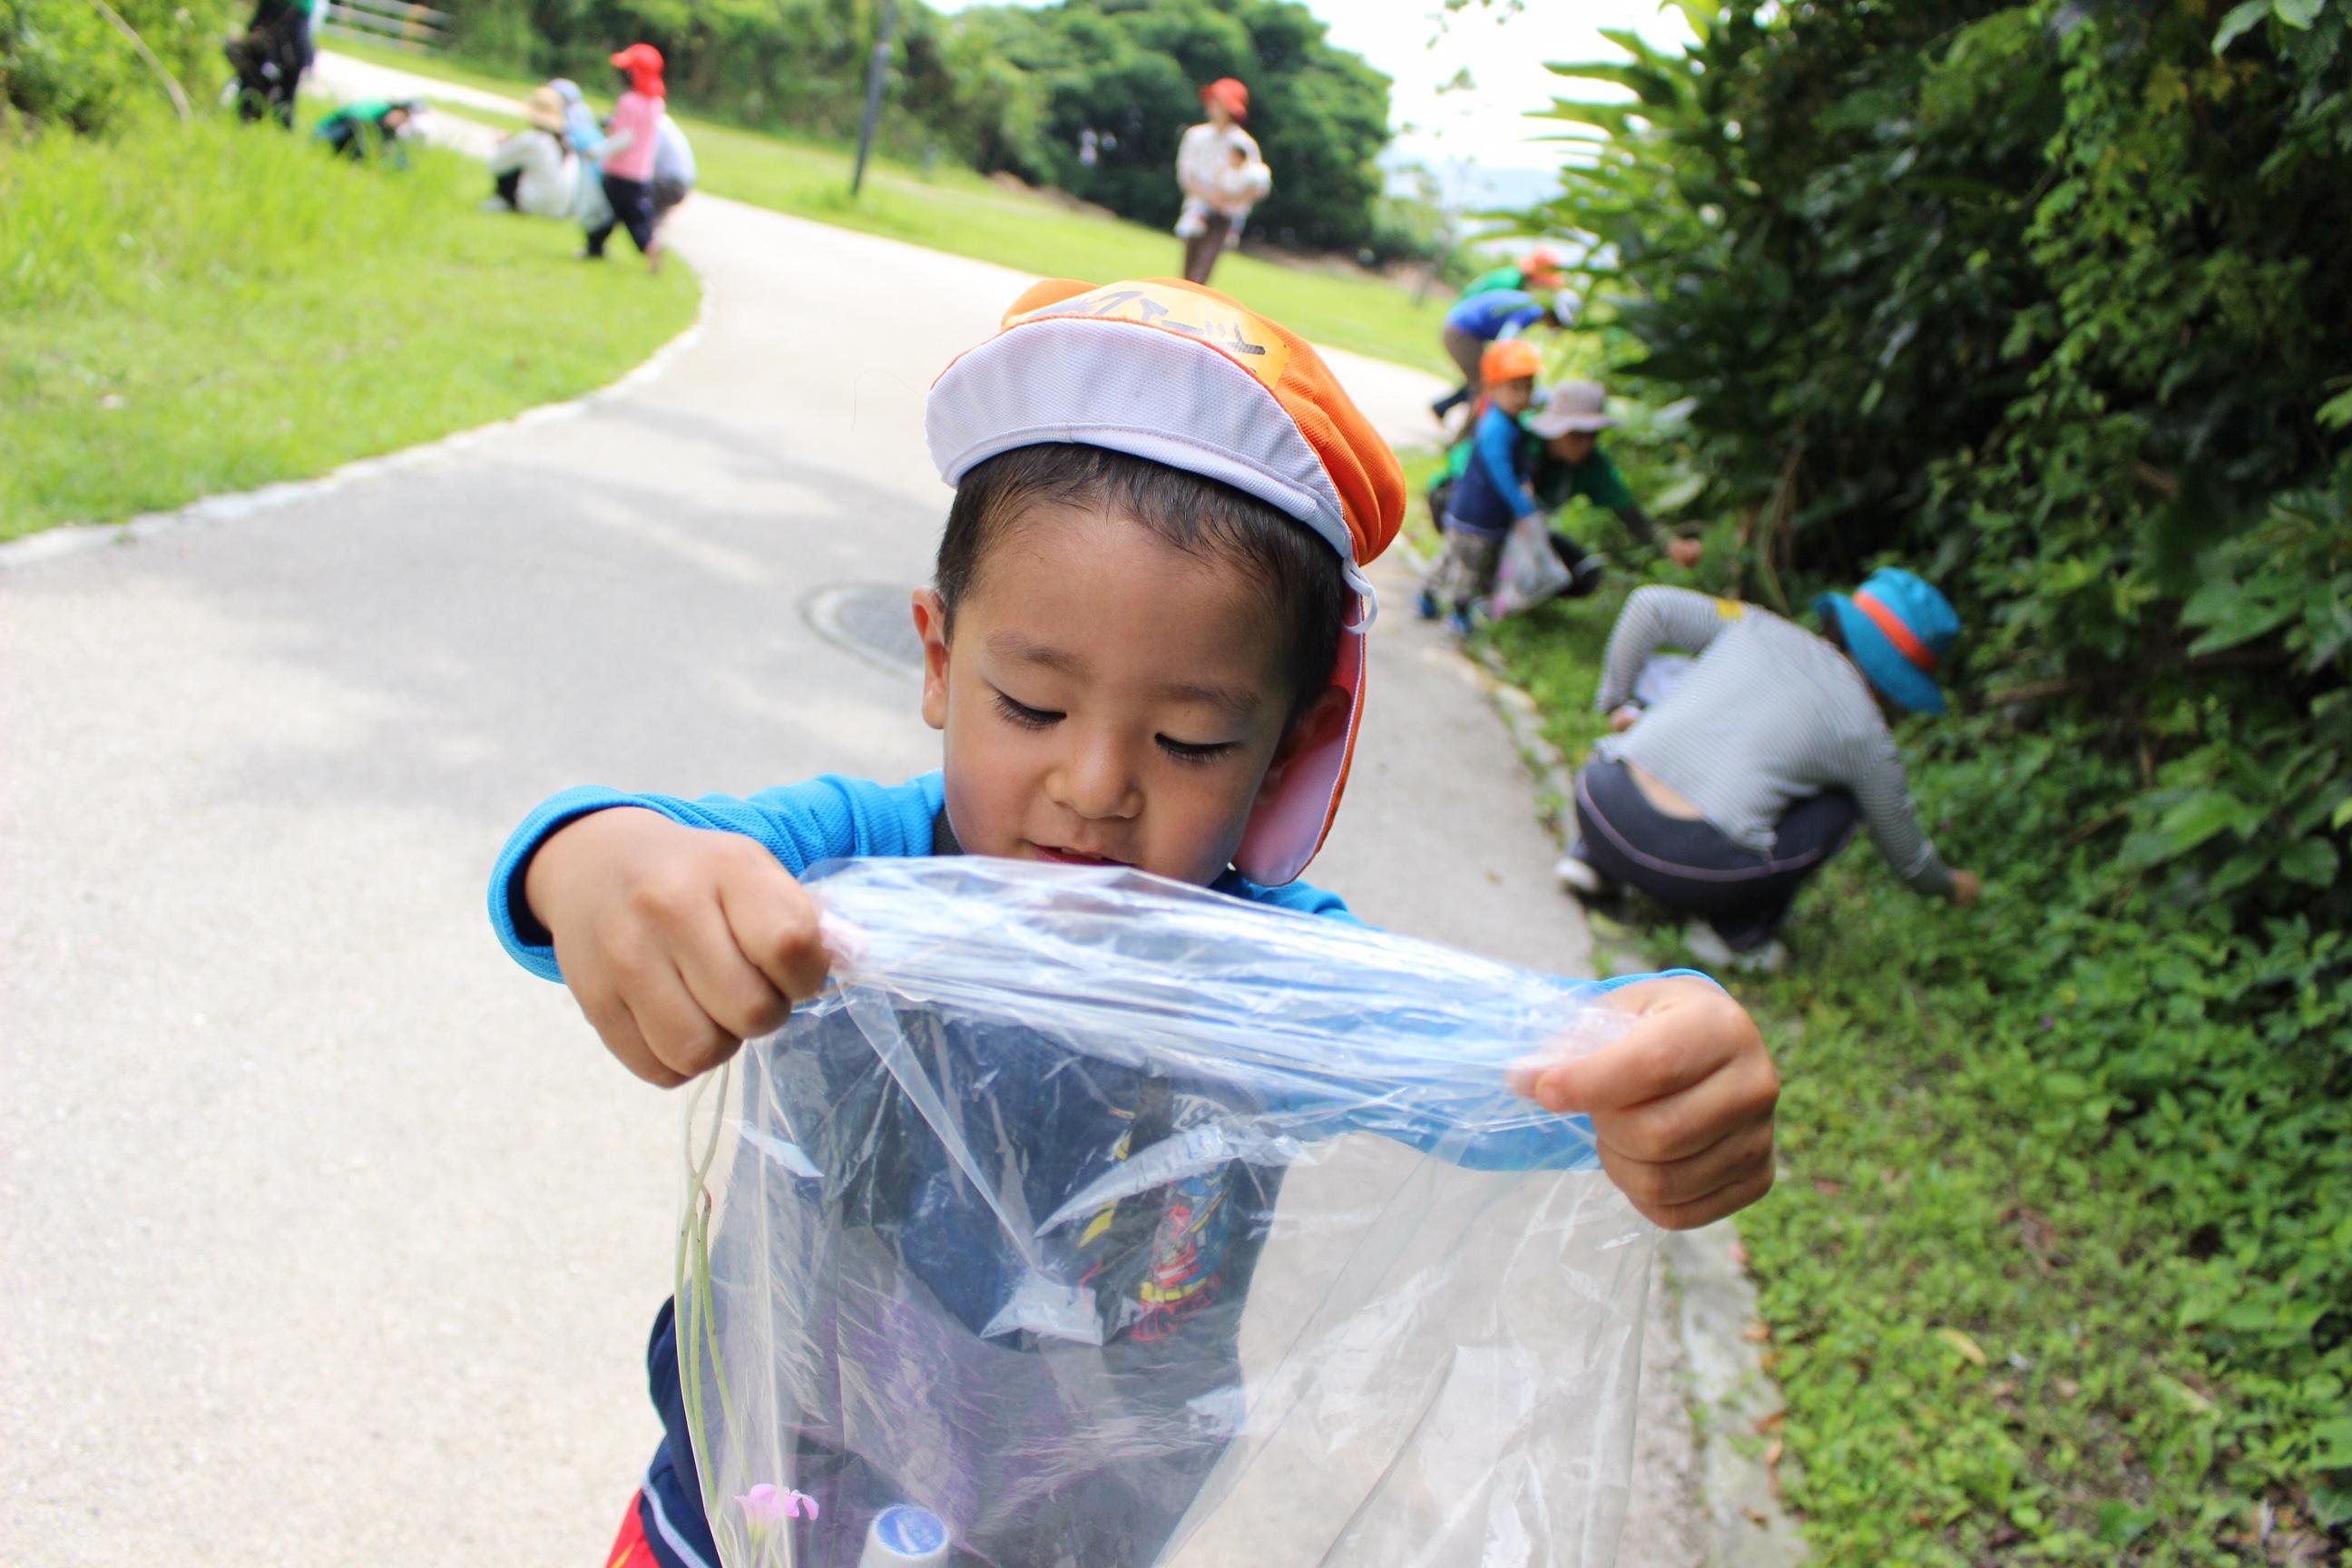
585,43,669,273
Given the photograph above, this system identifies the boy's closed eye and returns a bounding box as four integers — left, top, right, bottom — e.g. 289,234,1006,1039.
991,688,1062,730
989,686,1243,766
987,681,1250,770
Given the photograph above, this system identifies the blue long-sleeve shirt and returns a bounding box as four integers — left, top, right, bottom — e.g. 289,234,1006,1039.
1444,403,1544,535
488,771,1357,982
1444,288,1547,342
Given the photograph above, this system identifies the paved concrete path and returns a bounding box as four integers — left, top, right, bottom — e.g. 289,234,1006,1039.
1,61,1701,1567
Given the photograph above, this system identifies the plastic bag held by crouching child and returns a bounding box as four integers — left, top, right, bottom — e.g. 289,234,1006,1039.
677,858,1658,1568
1488,513,1576,619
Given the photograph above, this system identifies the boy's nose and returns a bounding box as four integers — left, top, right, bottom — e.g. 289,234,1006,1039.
1054,737,1143,821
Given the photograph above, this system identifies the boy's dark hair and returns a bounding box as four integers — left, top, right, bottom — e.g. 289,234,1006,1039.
936,444,1348,725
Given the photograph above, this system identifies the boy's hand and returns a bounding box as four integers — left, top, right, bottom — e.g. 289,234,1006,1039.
1666,536,1704,569
1509,977,1778,1230
524,808,831,1087
1950,870,1983,906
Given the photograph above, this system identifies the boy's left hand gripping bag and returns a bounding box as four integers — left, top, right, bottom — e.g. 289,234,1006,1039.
676,858,1657,1568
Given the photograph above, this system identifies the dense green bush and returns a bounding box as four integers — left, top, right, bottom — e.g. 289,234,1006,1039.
1516,0,2351,1554
3,0,238,132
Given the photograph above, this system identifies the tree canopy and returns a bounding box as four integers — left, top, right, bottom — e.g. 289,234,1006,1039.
954,0,1393,253
434,0,1396,255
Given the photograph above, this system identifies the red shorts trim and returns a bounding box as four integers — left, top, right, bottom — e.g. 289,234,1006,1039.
605,1491,660,1568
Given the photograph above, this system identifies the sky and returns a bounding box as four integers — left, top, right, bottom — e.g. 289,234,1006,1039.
930,0,1695,181
1309,1,1692,174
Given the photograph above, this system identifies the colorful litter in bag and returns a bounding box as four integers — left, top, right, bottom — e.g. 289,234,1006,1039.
677,858,1659,1568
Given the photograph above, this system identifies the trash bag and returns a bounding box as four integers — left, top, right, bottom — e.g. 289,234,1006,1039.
1488,512,1577,619
677,858,1658,1568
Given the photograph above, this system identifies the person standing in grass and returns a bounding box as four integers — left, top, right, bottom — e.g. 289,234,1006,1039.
584,44,670,274
226,0,321,127
1555,568,1983,973
1174,78,1265,287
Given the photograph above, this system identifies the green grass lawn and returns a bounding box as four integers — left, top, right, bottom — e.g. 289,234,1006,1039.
321,39,1452,374
0,111,698,541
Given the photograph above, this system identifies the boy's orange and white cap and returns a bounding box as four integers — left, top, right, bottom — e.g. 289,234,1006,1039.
926,276,1407,886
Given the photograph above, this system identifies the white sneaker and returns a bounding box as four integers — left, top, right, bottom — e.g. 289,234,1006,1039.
1683,924,1788,974
1554,850,1616,900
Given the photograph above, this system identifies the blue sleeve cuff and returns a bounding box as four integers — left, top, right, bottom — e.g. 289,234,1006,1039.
486,786,652,983
1593,967,1724,994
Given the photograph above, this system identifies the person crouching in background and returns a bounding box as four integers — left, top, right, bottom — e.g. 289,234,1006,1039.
483,86,580,220
1556,569,1982,973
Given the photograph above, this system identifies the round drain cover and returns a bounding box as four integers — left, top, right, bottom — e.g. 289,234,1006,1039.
804,583,924,676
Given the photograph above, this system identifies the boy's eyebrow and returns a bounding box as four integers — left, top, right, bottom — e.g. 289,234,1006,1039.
986,632,1262,720
987,632,1087,675
1158,681,1262,720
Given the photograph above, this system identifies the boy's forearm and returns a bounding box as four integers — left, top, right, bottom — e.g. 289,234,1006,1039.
519,806,670,947
490,789,686,978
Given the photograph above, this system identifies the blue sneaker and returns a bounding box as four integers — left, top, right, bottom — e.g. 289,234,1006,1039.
1415,589,1440,622
1446,608,1475,638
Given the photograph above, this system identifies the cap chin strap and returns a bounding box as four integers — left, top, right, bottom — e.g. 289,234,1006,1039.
1344,562,1379,631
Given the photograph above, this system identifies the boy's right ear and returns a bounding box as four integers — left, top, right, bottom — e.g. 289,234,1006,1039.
912,588,952,731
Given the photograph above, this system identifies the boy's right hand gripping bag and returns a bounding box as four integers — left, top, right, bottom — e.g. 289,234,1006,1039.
677,859,1658,1568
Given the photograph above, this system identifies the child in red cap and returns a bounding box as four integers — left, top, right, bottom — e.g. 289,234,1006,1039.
487,278,1779,1567
585,43,669,272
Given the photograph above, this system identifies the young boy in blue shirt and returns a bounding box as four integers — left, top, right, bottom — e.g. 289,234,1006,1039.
1421,377,1704,632
487,278,1780,1568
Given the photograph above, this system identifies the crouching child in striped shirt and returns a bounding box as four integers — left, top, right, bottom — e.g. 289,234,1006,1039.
1555,570,1984,973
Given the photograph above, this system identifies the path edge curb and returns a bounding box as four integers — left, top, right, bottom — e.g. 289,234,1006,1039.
1396,539,1808,1567
0,270,713,574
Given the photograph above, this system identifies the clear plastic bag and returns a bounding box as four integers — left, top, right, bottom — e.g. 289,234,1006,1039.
678,858,1658,1568
1488,513,1575,619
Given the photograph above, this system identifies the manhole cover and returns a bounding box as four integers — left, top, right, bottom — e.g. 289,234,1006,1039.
804,583,925,677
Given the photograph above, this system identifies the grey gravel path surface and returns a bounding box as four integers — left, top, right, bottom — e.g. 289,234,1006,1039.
3,75,1702,1565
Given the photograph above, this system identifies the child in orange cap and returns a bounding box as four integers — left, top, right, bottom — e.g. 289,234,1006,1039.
1420,337,1544,633
487,278,1779,1568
